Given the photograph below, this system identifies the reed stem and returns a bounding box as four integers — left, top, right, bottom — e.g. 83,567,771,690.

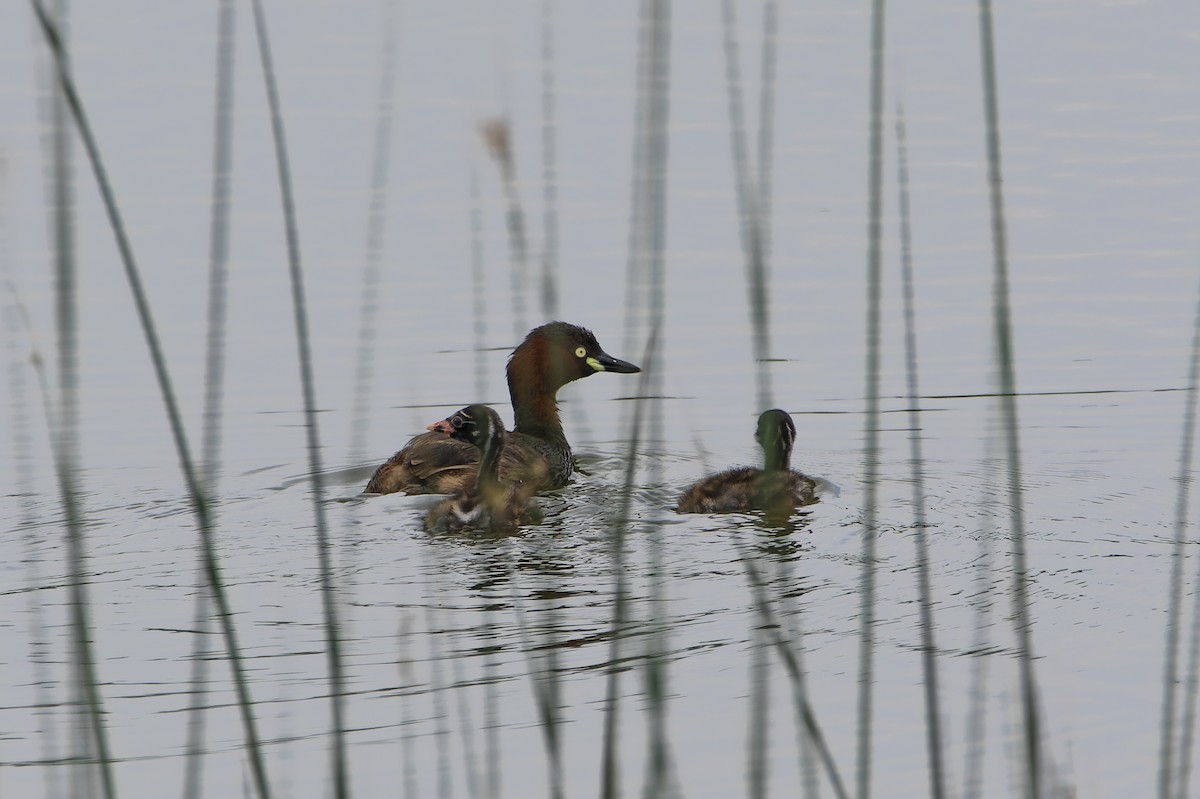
248,2,349,796
894,100,947,799
977,1,1041,795
857,0,887,796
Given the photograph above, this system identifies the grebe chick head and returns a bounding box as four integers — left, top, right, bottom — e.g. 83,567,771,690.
427,404,506,463
754,409,797,473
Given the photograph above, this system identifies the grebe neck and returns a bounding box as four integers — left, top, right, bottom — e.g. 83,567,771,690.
506,345,568,444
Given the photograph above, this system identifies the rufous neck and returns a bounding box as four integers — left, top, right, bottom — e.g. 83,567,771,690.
506,348,568,443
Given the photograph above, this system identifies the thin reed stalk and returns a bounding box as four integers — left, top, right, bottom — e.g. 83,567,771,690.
184,3,237,795
348,0,399,466
1160,275,1200,799
894,101,946,799
423,588,453,799
248,3,349,797
506,577,565,799
1175,487,1200,799
621,0,652,359
747,620,770,799
600,323,661,799
857,1,887,797
29,2,274,795
963,436,999,799
602,3,671,792
719,11,781,786
4,235,64,799
397,616,418,799
639,6,672,793
719,0,774,412
480,575,502,799
470,168,489,400
33,2,116,794
737,539,850,799
777,583,819,799
451,635,482,799
480,118,531,339
755,0,778,269
539,0,560,319
977,2,1041,796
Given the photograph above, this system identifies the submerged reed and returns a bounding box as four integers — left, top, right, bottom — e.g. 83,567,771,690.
719,0,775,413
977,1,1042,795
894,100,947,799
34,3,114,795
30,1,276,794
248,2,348,796
4,201,65,798
348,0,399,467
539,0,560,320
480,117,532,340
858,1,887,797
183,2,237,796
1158,275,1200,799
737,543,850,799
603,7,672,796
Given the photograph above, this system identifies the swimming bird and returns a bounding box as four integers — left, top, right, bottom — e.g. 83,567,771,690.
366,321,640,494
675,409,819,518
424,404,542,532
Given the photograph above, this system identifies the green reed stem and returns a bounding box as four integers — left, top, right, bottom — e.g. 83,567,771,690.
720,0,774,412
600,322,660,799
640,6,672,789
507,575,565,799
481,117,531,340
894,101,947,799
620,0,651,360
737,539,850,799
1159,275,1200,799
777,580,819,799
756,0,778,270
422,587,453,799
184,3,237,796
977,1,1041,796
5,277,65,797
858,1,886,797
397,616,418,799
29,2,276,796
470,168,489,401
248,3,349,796
44,2,108,793
483,596,502,799
349,0,399,466
451,641,482,799
37,2,110,795
539,0,560,319
963,438,999,799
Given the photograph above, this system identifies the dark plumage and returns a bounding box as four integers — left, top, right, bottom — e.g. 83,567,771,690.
423,405,542,533
676,409,819,518
366,322,640,495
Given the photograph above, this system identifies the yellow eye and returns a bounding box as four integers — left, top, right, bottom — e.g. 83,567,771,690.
575,346,586,358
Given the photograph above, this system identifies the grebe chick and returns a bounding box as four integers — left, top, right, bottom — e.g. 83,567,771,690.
675,409,819,518
424,405,542,533
366,322,640,495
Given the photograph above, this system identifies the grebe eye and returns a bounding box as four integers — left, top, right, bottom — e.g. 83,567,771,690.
575,346,586,358
452,415,466,429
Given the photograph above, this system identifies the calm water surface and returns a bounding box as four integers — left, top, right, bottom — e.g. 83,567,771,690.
2,2,1200,798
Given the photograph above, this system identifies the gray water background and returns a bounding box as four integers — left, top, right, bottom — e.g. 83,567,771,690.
2,2,1200,797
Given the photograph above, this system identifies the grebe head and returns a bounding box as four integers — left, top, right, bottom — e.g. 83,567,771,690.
427,404,505,453
754,409,796,473
507,322,640,394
